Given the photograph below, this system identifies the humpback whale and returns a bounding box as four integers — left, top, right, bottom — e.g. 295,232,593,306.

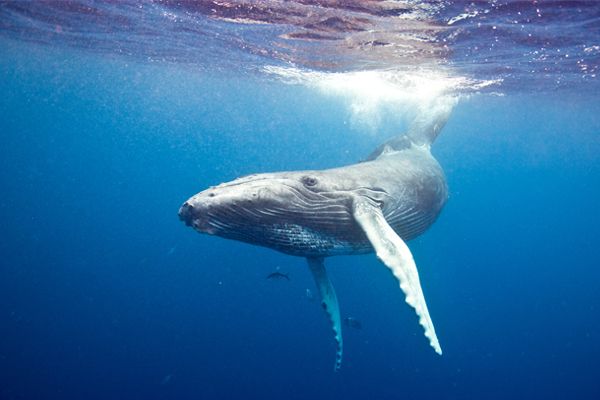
179,98,454,370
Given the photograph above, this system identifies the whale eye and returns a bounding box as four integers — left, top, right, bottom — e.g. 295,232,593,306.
302,176,318,187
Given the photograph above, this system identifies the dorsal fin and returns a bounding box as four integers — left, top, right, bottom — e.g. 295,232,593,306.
366,96,456,161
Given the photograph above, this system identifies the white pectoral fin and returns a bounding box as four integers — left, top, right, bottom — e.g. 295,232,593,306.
307,257,343,371
353,198,442,355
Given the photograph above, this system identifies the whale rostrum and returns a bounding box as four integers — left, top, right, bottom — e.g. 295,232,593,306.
179,97,455,370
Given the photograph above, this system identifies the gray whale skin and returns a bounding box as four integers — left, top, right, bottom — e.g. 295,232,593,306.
179,100,454,370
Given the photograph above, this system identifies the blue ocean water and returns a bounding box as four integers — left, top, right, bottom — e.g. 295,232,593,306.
1,2,600,399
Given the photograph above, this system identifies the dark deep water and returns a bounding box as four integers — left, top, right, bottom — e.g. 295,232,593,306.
1,2,600,399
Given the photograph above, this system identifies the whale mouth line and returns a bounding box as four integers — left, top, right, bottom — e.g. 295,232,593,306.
190,219,213,235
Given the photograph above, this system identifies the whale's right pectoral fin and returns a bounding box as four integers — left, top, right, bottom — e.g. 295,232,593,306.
352,198,442,355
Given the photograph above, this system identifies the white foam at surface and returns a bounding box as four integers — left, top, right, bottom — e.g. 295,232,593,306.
264,66,500,132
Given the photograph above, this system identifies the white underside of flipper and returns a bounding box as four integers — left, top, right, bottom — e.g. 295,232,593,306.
307,257,343,371
353,198,442,355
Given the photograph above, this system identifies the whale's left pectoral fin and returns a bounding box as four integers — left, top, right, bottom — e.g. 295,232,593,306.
353,198,442,355
307,257,343,371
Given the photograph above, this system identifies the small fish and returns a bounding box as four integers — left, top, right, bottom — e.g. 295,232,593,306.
266,271,290,281
344,317,362,330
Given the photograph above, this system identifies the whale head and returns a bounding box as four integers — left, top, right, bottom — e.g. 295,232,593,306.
178,170,376,256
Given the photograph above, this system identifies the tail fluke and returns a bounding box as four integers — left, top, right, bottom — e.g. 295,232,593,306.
407,96,457,147
366,95,456,161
